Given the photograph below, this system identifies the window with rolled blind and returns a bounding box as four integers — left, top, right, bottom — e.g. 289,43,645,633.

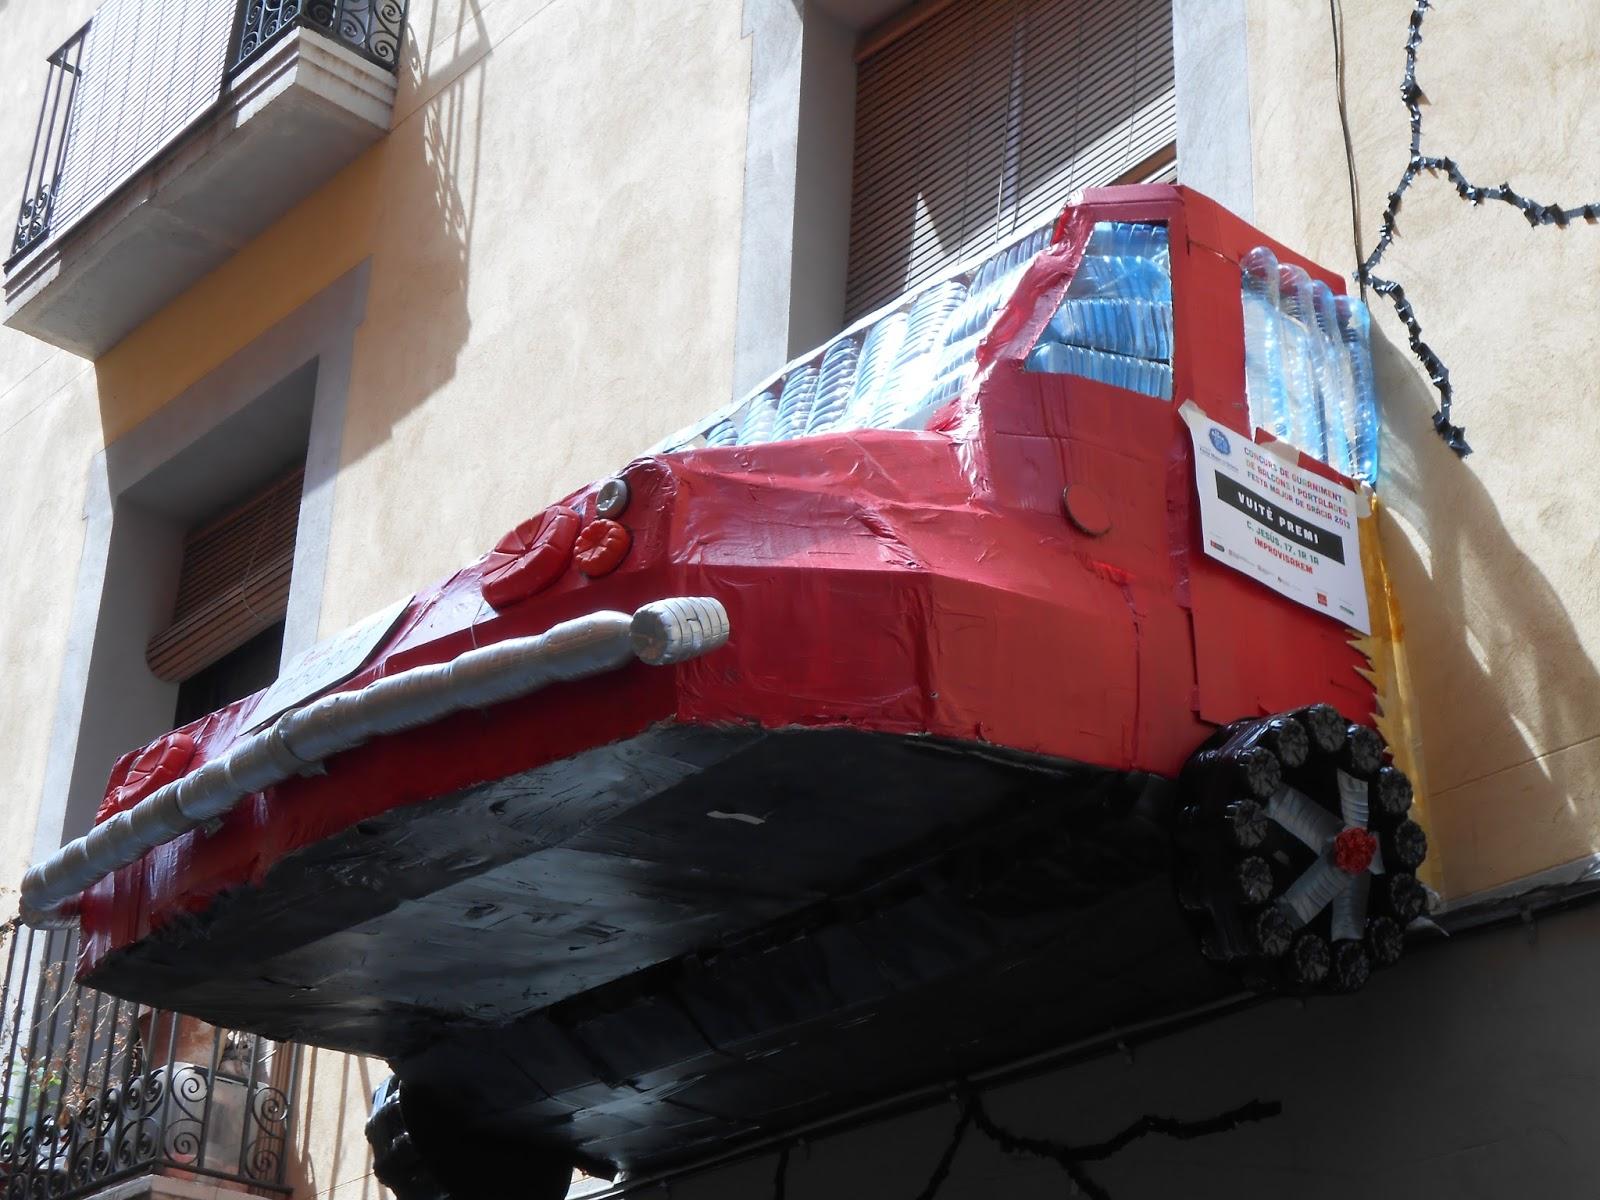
845,0,1176,321
146,467,303,685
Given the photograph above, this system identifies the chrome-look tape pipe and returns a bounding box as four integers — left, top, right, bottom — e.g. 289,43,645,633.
20,597,730,928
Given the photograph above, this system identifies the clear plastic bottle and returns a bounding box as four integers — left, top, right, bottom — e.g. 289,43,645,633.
1155,361,1175,400
739,390,778,445
847,311,908,427
1240,247,1290,440
1026,342,1072,373
772,366,818,441
704,418,739,448
806,338,860,437
1274,262,1327,459
1311,280,1358,477
872,281,965,428
1335,294,1381,483
960,251,1002,339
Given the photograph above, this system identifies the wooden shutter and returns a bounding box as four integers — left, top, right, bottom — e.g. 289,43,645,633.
51,0,236,241
147,469,303,684
846,0,1175,320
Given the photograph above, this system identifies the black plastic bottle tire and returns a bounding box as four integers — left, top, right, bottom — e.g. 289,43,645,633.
1174,705,1427,994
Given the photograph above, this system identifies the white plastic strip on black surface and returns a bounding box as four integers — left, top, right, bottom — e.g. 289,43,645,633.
1280,856,1347,929
1336,768,1369,829
1329,871,1370,943
1265,785,1340,853
20,597,731,928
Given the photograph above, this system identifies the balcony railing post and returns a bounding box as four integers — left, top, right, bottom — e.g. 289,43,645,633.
276,1041,302,1185
69,986,105,1184
10,23,88,261
0,924,28,1192
21,925,73,1198
234,1033,262,1179
22,927,55,1193
90,992,125,1181
53,934,88,1184
158,1009,179,1171
193,1024,223,1171
0,923,23,1104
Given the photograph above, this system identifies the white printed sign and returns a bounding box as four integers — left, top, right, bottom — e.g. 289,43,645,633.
246,596,412,731
1181,402,1369,633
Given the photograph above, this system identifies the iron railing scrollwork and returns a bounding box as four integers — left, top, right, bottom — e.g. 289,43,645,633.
232,0,407,76
0,923,298,1200
10,24,88,260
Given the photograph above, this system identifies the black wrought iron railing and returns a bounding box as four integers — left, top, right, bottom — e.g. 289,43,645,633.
232,0,408,75
10,23,88,259
0,922,297,1200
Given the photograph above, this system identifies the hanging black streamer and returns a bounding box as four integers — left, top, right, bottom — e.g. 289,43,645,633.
768,1090,1282,1200
964,1090,1282,1200
773,1144,791,1200
1360,0,1600,456
909,1101,973,1200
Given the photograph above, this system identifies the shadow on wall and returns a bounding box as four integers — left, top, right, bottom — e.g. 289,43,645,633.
334,0,486,471
1370,327,1599,897
286,1046,382,1200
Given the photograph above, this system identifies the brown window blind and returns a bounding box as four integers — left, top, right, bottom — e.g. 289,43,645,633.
846,0,1176,320
147,468,303,684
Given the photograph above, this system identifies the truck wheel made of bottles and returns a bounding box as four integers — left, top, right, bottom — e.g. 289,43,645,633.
1174,706,1427,994
367,1075,574,1200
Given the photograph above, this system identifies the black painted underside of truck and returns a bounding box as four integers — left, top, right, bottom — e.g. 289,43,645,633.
85,725,1228,1176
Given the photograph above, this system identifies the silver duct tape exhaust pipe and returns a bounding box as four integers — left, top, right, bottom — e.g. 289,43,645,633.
21,597,731,929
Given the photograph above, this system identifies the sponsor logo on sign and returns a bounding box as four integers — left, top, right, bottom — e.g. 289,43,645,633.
1209,428,1232,455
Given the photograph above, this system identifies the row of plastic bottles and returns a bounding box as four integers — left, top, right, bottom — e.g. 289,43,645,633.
697,223,1056,450
1026,221,1175,401
1026,342,1174,400
1240,245,1379,483
1086,221,1169,261
1046,296,1172,362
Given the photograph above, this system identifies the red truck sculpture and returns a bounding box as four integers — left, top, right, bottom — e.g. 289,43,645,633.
21,185,1425,1198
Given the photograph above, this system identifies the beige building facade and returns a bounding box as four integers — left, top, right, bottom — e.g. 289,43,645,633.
0,0,1597,1197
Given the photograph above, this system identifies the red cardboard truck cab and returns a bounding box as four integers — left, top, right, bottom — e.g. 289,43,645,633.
42,187,1417,1190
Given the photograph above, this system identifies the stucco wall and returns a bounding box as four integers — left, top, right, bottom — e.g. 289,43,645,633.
0,0,102,912
1241,0,1600,901
0,4,758,1200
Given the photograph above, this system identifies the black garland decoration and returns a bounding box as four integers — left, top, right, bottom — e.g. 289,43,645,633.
768,1089,1281,1200
909,1101,973,1200
773,1144,792,1200
1359,0,1600,456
